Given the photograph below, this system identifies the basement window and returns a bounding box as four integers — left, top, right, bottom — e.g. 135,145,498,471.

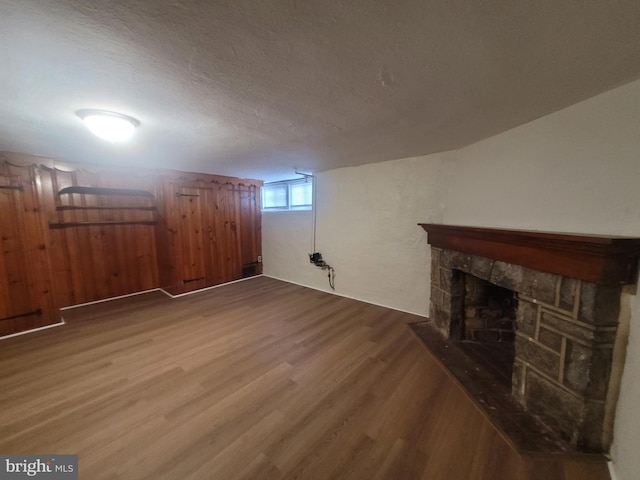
262,179,312,211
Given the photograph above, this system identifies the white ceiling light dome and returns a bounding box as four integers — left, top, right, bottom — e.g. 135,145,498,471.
76,109,140,143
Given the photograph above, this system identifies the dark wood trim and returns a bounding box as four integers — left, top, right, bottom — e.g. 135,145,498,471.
419,224,640,286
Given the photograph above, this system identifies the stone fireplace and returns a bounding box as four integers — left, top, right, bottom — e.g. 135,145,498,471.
419,224,640,453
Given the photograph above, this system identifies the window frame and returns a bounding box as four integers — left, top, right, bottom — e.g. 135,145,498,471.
261,178,313,211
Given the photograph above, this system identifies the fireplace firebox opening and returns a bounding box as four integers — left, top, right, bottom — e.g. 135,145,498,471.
457,272,517,385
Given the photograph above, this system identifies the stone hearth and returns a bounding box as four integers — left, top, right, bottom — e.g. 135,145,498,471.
419,224,640,453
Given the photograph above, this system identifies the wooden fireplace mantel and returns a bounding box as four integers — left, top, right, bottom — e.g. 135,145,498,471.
419,224,640,286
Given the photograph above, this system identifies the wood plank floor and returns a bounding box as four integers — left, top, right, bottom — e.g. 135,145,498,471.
0,276,610,479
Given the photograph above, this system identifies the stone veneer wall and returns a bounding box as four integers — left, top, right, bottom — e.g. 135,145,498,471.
430,247,622,452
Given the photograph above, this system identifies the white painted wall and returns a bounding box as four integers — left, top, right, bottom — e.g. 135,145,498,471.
443,79,640,480
262,153,454,316
444,82,640,235
262,210,317,287
262,78,640,479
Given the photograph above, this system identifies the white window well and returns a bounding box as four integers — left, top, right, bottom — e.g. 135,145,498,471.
262,179,312,211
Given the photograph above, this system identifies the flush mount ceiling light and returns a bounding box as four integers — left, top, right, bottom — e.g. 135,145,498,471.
76,109,140,143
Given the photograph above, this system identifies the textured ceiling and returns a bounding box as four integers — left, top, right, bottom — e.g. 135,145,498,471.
0,0,639,182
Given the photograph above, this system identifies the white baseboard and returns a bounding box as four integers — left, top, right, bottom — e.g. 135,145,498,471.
263,274,428,318
608,461,617,480
2,274,421,341
0,321,65,341
161,275,264,298
4,276,265,340
60,288,166,310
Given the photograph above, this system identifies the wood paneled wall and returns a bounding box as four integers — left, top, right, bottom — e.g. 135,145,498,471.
40,164,161,309
159,172,262,295
0,153,262,336
0,160,56,336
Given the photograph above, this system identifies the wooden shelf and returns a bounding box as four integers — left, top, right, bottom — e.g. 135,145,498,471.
53,186,157,229
419,223,640,286
0,184,23,191
56,205,157,212
50,221,157,229
58,186,154,197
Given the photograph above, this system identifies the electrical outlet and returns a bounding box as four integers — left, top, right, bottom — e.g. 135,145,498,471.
257,255,262,263
309,252,323,265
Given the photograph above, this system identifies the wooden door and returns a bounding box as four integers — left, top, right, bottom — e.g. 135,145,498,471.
238,185,262,276
165,181,259,293
216,184,241,283
175,186,207,292
199,187,224,287
0,183,55,335
173,184,243,290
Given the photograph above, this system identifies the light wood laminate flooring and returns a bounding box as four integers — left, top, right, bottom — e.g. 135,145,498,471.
0,277,609,479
